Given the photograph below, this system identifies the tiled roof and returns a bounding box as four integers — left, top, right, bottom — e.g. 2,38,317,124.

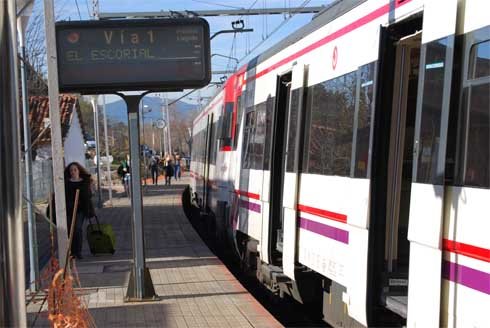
25,95,85,148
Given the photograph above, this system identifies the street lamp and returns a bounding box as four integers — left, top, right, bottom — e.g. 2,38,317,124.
142,104,152,185
142,104,152,148
154,119,166,157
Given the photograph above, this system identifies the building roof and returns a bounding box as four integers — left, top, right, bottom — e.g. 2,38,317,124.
26,95,86,148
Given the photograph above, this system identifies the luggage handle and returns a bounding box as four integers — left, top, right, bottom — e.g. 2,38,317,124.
88,215,102,232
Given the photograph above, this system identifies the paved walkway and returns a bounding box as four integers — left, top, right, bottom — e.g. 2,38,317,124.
26,175,282,328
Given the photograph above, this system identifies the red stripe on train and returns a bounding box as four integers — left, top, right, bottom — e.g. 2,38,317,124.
248,0,413,82
297,204,347,224
234,189,261,200
194,95,223,124
443,239,490,263
220,145,232,151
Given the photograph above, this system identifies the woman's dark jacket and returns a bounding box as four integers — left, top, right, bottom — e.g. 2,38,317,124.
165,164,174,176
65,179,95,219
47,179,95,223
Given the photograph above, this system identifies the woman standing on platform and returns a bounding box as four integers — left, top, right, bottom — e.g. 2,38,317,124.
165,160,174,186
64,162,96,259
174,155,181,181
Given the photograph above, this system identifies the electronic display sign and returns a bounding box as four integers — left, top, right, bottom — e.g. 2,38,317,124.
56,18,211,93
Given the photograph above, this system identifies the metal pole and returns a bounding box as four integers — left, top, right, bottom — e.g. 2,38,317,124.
165,96,172,155
188,126,193,158
92,96,102,208
158,125,162,156
102,95,112,205
122,95,157,301
141,99,147,185
163,126,167,155
0,1,27,325
43,0,69,270
210,28,253,40
151,118,155,151
164,98,167,158
99,7,324,19
17,7,39,292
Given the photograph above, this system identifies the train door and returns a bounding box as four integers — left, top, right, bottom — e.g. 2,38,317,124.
282,64,308,279
383,30,421,319
406,2,458,327
368,15,423,326
202,113,214,210
268,72,291,265
370,3,458,326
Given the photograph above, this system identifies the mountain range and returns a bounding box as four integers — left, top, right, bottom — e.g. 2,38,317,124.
103,96,198,123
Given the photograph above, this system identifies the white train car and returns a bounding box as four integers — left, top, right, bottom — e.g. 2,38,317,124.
190,72,245,234
187,0,490,326
189,91,222,207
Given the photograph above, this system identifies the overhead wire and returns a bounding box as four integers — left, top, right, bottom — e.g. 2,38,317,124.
262,0,265,39
84,0,91,18
237,0,260,22
238,0,312,64
73,0,82,19
56,0,71,18
190,0,243,9
232,0,260,58
265,0,268,36
226,33,237,73
245,16,251,54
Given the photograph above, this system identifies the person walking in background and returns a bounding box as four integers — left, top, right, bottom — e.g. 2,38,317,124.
64,162,96,260
117,155,131,196
174,155,181,181
165,160,174,186
149,156,160,185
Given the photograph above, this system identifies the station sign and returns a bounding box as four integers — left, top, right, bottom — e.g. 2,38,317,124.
55,18,211,93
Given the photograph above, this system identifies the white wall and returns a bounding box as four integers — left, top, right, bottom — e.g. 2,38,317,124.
63,106,86,166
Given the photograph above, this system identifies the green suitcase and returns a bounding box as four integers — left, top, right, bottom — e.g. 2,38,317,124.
87,216,115,255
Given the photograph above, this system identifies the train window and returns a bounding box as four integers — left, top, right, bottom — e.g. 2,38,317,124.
306,71,357,176
245,81,255,108
233,96,243,150
263,96,275,170
286,89,300,172
193,130,201,162
198,130,204,162
202,129,206,162
463,82,490,188
468,40,490,80
354,63,375,178
254,103,267,169
196,130,200,162
240,101,269,170
242,110,256,169
210,121,217,165
193,130,198,162
415,37,449,184
219,103,233,149
201,129,206,162
220,104,232,139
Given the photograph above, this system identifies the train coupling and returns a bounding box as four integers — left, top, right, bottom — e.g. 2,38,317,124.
258,263,291,295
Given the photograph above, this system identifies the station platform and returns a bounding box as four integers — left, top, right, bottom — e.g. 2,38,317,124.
27,175,282,327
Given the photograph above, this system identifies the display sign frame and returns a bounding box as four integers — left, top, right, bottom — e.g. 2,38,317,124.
55,18,211,93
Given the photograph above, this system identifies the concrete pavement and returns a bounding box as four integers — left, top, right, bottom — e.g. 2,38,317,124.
26,176,282,328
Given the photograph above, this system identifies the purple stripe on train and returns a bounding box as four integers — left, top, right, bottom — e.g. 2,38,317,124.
299,217,349,244
239,199,261,213
442,260,490,295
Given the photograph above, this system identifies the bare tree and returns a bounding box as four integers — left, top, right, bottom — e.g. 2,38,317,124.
23,0,75,95
168,103,197,156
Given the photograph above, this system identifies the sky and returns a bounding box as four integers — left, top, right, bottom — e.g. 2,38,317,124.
31,0,334,105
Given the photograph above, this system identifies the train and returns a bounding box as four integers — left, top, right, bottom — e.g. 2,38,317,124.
184,0,489,326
